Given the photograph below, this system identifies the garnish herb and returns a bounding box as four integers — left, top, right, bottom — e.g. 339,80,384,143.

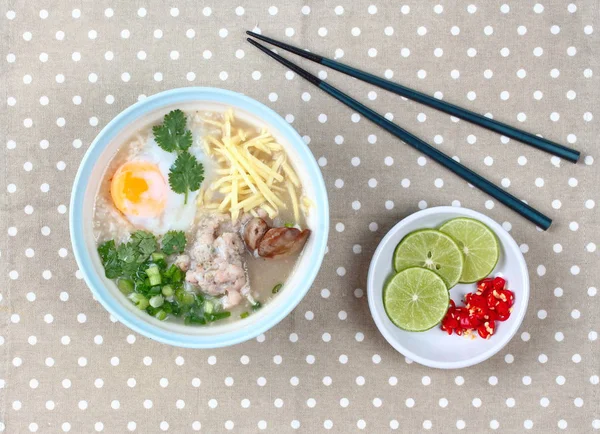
272,283,283,294
152,110,204,204
161,230,187,255
97,232,232,325
240,312,249,319
284,222,295,228
168,152,204,204
152,109,193,153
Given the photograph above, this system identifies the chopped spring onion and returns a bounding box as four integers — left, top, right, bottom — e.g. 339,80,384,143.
175,289,195,305
149,294,165,308
165,264,184,283
154,310,168,321
128,293,149,310
117,278,134,295
284,222,295,228
204,301,214,314
252,301,262,311
240,312,249,319
151,252,166,262
161,285,174,297
185,315,207,325
146,265,161,286
272,283,283,294
210,311,231,320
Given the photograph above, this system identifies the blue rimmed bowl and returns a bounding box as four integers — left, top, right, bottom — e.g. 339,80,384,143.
70,87,329,348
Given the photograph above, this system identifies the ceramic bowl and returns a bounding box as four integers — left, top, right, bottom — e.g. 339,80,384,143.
70,87,329,348
367,206,529,369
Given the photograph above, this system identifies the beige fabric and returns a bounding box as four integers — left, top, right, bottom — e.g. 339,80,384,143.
1,1,599,432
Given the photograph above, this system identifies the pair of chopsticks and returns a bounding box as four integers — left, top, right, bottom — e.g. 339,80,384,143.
246,31,582,230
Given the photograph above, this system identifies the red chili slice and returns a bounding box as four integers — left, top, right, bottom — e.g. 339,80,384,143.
466,293,489,320
492,276,506,291
494,289,514,307
477,321,496,339
476,277,494,295
495,301,511,321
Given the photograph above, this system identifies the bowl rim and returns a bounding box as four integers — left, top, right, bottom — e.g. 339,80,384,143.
69,87,329,348
367,206,529,369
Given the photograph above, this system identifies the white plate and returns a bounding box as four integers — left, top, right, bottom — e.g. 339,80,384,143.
367,206,529,369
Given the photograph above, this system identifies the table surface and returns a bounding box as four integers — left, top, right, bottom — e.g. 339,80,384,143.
1,1,599,433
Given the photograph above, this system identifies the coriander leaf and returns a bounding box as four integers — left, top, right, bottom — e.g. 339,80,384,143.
177,130,193,152
98,240,117,263
98,240,122,279
122,260,145,278
161,230,187,255
117,243,137,263
152,109,192,152
130,230,158,258
168,151,204,204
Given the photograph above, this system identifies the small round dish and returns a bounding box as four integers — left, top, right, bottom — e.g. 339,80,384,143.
70,87,329,348
367,207,529,369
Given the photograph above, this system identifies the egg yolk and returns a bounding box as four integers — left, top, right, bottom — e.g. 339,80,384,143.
110,161,167,217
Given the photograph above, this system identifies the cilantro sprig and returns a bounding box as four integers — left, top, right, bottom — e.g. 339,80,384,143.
152,109,193,152
169,152,204,205
153,110,204,204
161,230,187,255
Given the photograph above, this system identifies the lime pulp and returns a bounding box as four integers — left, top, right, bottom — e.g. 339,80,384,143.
383,267,450,332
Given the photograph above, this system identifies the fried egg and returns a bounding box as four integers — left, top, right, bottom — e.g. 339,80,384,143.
110,137,204,235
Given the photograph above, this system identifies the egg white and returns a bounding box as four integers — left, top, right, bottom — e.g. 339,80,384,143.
123,136,207,235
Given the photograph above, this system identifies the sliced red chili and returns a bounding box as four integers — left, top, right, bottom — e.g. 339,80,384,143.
495,301,511,321
494,289,514,307
441,279,514,339
476,277,494,295
466,293,488,310
492,276,506,291
477,321,496,339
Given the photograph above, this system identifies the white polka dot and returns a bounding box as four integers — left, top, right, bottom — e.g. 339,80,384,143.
489,376,498,385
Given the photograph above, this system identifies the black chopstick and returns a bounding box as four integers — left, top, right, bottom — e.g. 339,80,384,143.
246,37,552,230
246,31,580,164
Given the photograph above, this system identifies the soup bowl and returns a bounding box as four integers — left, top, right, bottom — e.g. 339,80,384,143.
70,87,329,348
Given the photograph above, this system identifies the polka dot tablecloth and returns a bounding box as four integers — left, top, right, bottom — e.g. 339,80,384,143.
1,1,599,433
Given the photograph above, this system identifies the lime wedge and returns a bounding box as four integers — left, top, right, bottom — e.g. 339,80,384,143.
439,217,500,283
383,267,450,331
393,229,464,289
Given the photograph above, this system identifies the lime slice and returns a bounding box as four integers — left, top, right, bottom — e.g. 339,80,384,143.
383,267,450,331
393,229,464,289
439,217,500,283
